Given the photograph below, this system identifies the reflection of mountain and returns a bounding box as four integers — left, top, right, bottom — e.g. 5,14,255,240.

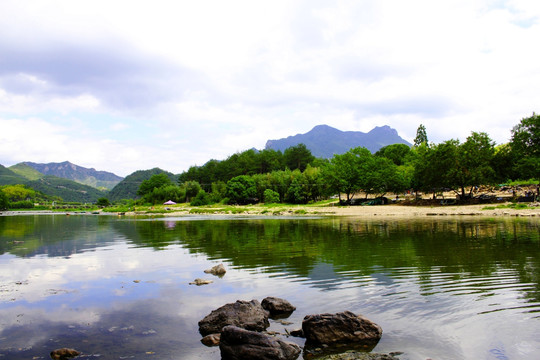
0,215,118,257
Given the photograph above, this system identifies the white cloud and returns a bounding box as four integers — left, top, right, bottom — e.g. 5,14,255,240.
0,0,539,175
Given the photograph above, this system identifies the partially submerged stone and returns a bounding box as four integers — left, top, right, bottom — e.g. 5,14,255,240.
199,299,270,336
204,263,227,276
189,278,213,285
220,325,301,360
50,348,81,360
302,311,382,349
261,297,296,317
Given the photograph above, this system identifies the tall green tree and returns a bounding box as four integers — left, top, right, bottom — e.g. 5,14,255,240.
414,124,428,147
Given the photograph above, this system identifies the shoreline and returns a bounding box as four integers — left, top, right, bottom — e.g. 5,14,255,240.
1,202,539,218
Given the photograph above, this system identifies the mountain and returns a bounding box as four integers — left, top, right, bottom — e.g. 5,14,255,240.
1,164,107,202
108,168,177,202
21,161,123,190
265,124,411,158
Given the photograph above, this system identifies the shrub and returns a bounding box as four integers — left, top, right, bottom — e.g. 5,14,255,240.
191,190,211,206
10,200,34,209
263,189,280,204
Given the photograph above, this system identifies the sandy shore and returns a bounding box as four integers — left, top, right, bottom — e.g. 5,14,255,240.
2,202,539,218
159,202,540,218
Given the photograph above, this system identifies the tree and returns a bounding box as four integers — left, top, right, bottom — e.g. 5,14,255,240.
414,124,428,147
226,175,257,204
181,181,202,203
326,147,372,202
283,143,315,172
138,173,172,197
510,113,540,180
375,143,411,166
96,197,110,207
0,190,9,210
1,184,36,202
454,132,496,197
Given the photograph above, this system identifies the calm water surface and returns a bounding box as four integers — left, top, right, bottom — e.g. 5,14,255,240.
1,214,539,360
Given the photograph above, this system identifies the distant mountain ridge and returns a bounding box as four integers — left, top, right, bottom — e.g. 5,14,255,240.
265,124,411,158
21,161,123,190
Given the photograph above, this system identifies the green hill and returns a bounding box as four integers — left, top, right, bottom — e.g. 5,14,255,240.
26,176,107,203
108,168,177,202
9,163,44,181
0,164,27,185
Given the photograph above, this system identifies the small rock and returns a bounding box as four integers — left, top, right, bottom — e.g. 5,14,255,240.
289,328,304,338
50,348,81,360
220,325,301,360
261,297,296,317
201,333,221,347
189,278,213,286
204,263,227,276
317,351,400,360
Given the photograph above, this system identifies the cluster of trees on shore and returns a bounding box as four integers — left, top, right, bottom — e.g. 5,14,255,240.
135,114,539,206
0,114,537,210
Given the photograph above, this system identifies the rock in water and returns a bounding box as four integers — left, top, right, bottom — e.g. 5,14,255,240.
199,299,270,336
204,263,227,276
189,278,213,285
318,351,400,360
220,325,301,360
302,311,382,349
261,297,296,317
50,348,81,360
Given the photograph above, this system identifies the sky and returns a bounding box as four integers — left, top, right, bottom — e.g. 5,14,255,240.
0,0,539,177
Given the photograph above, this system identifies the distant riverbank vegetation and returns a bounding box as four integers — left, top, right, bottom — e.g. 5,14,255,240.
1,113,539,211
126,113,540,207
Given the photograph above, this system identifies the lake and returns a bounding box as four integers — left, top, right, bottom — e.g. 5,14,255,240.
1,214,539,360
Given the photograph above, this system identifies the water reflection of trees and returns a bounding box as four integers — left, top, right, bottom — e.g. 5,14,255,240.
112,217,540,301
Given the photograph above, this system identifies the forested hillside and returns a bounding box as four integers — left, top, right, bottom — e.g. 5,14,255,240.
108,168,176,202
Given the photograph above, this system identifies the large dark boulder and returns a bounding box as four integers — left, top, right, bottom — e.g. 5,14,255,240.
199,300,270,336
261,297,296,317
220,325,301,360
302,311,382,349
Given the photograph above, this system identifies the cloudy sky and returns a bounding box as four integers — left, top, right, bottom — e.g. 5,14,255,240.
0,0,538,176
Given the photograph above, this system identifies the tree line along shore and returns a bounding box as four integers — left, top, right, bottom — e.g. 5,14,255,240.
1,114,539,211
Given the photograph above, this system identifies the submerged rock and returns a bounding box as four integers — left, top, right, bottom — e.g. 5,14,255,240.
199,299,270,336
261,297,296,317
302,311,382,349
50,348,81,360
220,325,301,360
204,263,227,276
